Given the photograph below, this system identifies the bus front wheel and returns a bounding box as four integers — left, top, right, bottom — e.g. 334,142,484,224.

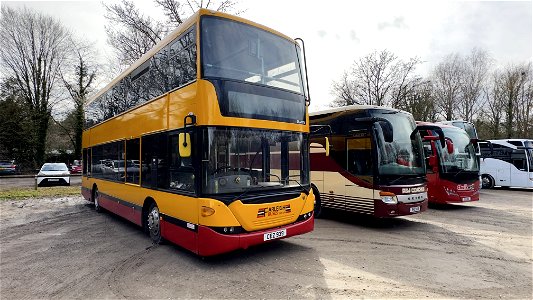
147,203,163,244
481,175,494,189
312,185,323,218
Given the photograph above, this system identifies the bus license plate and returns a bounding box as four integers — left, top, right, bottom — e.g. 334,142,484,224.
462,197,471,202
48,179,59,182
410,206,420,213
264,229,287,241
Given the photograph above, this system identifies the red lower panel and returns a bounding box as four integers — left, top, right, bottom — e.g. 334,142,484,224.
160,220,198,254
197,216,315,257
81,187,91,201
374,200,428,218
98,194,142,226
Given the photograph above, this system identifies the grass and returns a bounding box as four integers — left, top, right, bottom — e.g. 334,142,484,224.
0,186,81,201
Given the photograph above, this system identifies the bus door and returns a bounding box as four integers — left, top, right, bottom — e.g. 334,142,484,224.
510,149,529,187
345,132,374,214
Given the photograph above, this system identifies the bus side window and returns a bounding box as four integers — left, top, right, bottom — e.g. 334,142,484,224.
126,138,141,184
168,132,195,193
511,150,527,171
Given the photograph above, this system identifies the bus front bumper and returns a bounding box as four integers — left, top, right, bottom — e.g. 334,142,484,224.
196,215,314,257
374,199,428,218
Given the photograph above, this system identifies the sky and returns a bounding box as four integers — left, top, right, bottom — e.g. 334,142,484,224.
2,0,532,112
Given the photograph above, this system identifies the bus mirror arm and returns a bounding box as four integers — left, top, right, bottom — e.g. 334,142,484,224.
310,125,332,135
295,38,310,105
413,125,445,147
354,117,393,142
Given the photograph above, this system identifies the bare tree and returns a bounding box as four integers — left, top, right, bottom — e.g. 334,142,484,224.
457,48,491,121
514,63,532,138
104,0,239,67
0,6,72,167
60,43,98,158
330,71,359,106
395,78,437,122
432,53,463,121
331,49,420,107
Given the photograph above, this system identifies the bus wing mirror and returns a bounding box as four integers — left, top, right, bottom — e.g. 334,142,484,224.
414,125,445,147
325,137,330,156
179,133,192,158
446,138,454,154
423,135,440,142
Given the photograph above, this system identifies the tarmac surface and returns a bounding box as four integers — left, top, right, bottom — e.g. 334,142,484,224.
0,188,531,299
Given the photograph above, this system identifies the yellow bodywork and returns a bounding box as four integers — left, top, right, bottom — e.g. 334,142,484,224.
82,10,313,232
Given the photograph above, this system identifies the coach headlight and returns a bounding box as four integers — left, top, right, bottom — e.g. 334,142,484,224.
379,192,398,204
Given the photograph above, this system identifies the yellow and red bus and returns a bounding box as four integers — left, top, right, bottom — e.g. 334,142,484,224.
81,9,314,256
310,105,434,218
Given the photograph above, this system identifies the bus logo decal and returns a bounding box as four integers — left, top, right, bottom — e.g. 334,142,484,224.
257,205,291,218
402,187,426,194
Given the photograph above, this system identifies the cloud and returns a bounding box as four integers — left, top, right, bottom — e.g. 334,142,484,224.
378,16,408,30
350,30,360,43
317,30,327,38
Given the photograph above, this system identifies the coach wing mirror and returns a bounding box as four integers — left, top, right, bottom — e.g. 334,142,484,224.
446,138,454,154
179,133,191,158
413,126,445,147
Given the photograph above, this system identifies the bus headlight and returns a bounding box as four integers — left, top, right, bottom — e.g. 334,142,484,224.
379,192,397,204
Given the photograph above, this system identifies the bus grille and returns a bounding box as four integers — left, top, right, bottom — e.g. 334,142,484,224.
252,214,296,227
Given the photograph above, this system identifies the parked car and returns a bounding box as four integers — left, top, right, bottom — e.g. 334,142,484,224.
37,163,70,186
70,161,82,174
0,160,18,175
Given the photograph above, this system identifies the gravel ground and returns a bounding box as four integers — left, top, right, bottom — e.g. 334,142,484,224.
0,188,531,299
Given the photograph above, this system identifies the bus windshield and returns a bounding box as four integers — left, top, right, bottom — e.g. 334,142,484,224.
371,111,425,176
439,128,479,173
201,16,306,124
201,16,304,94
202,128,309,195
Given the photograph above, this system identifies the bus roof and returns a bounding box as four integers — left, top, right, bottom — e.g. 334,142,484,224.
484,139,533,149
416,121,457,129
309,104,401,117
87,9,297,106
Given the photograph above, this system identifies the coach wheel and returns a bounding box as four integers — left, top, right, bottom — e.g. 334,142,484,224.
481,175,494,189
147,203,163,244
312,185,323,218
93,186,101,213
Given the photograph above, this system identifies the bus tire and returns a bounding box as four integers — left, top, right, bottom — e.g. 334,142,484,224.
147,202,163,244
92,186,102,213
312,185,323,218
481,174,494,189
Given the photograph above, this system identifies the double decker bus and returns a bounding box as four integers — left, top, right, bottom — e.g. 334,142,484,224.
417,122,480,204
479,139,533,189
309,105,429,218
81,9,314,256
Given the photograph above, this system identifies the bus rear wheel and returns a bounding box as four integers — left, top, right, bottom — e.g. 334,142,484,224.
481,175,494,189
147,203,163,244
